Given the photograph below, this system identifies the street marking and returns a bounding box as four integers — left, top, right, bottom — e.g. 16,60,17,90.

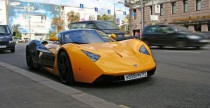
164,50,200,54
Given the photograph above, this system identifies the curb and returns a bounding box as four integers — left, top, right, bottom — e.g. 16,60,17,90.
0,62,121,108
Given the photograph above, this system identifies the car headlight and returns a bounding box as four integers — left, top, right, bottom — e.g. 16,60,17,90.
139,45,150,55
82,50,100,62
187,35,201,39
9,41,15,44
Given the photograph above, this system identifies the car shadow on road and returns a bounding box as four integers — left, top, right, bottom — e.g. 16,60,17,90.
25,67,157,89
75,76,157,88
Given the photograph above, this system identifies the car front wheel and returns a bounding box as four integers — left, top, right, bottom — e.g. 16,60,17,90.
58,52,75,85
26,47,39,70
175,40,186,49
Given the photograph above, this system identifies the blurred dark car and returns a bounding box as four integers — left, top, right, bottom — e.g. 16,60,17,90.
141,24,210,49
0,25,16,52
68,20,127,41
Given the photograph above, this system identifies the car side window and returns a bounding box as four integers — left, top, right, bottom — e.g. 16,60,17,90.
159,26,174,33
144,26,158,34
86,23,97,29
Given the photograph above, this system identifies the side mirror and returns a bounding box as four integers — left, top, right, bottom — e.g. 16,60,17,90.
49,36,58,41
109,34,117,40
13,32,16,36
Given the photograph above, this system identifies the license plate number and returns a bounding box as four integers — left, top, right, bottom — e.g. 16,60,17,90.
124,72,147,81
0,45,6,48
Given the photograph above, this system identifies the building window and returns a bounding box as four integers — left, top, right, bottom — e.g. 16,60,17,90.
172,2,176,14
183,0,188,13
196,0,201,11
132,9,137,19
160,4,164,16
194,24,201,32
150,6,153,15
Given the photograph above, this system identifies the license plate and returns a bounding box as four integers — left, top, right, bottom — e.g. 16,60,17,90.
124,72,147,81
0,45,6,48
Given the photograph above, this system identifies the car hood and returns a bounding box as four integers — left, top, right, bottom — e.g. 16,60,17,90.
78,42,135,57
76,42,155,73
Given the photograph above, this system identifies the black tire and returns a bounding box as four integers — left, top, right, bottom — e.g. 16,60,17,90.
26,47,39,70
175,40,186,49
58,52,75,85
158,45,164,49
195,46,201,49
10,49,15,53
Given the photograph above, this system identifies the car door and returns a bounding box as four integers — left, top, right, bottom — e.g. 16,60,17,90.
37,43,55,68
157,26,177,46
142,25,161,45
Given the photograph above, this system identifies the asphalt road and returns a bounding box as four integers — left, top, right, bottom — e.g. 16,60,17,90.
0,43,210,108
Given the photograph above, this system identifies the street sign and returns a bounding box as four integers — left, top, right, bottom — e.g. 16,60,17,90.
80,4,84,9
123,11,126,15
94,7,98,12
150,15,159,21
108,9,111,14
155,5,160,14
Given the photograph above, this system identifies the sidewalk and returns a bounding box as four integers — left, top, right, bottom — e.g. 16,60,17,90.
0,62,120,108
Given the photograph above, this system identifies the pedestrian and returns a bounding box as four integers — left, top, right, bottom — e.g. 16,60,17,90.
135,31,140,39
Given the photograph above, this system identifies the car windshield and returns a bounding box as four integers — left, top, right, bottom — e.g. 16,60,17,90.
171,25,190,32
95,21,119,30
0,25,11,36
64,30,112,44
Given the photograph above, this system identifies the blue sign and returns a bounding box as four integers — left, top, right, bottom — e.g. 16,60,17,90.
80,4,84,8
108,9,111,14
94,7,98,12
123,11,126,15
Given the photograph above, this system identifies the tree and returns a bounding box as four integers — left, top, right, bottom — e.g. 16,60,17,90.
12,24,21,39
51,17,64,33
66,11,80,23
97,14,114,21
120,14,130,34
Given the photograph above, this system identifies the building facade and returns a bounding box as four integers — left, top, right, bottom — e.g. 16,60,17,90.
125,0,210,36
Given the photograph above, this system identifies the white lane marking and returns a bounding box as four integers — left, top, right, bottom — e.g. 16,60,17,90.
164,50,200,54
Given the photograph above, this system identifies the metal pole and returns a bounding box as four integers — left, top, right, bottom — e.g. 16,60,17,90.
113,0,116,23
152,0,154,15
28,3,31,42
140,0,144,39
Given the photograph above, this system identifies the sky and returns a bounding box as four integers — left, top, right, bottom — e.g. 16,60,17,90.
20,0,129,17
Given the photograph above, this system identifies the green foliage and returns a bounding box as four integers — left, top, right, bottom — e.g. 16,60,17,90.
12,24,21,39
48,31,57,38
66,11,80,23
51,17,65,33
97,14,114,21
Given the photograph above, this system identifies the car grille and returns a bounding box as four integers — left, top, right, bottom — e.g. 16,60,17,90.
0,42,8,45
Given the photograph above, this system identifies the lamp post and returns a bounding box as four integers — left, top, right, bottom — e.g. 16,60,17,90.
140,0,144,38
24,2,34,42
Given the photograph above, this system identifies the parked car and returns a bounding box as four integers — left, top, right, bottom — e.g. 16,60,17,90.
26,29,156,85
0,25,16,52
68,20,126,41
141,24,210,49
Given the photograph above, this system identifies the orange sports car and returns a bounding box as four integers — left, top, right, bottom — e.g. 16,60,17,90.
26,29,156,85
